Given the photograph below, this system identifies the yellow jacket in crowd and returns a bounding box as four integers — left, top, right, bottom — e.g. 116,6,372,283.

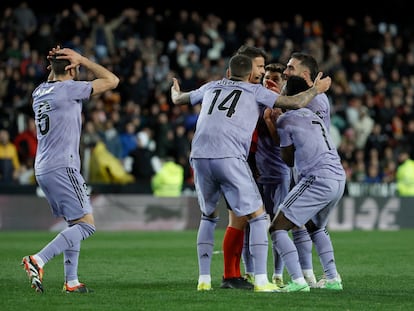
151,160,184,197
89,141,135,184
396,158,414,196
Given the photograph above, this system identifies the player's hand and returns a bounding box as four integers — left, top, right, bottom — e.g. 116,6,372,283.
171,77,181,103
263,107,282,123
47,45,61,67
263,107,273,122
271,107,283,119
47,46,84,71
53,48,84,70
171,77,181,92
264,79,280,93
47,45,61,58
313,72,331,93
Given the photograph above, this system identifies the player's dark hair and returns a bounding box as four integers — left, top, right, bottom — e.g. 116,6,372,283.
284,75,310,96
236,45,267,62
50,54,70,75
290,52,318,81
265,63,286,75
229,54,252,79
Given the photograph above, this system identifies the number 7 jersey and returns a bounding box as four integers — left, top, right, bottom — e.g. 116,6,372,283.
277,107,346,181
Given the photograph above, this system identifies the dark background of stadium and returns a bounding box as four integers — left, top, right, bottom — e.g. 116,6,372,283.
1,0,413,26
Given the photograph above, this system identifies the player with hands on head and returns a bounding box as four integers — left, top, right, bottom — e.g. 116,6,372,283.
22,45,119,294
171,53,331,292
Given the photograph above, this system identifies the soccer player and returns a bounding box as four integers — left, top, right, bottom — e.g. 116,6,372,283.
221,45,268,290
249,63,290,287
283,52,330,129
269,75,345,292
282,52,332,287
22,45,119,293
171,53,331,292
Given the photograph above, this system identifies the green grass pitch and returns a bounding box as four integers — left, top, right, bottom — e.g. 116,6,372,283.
1,229,413,311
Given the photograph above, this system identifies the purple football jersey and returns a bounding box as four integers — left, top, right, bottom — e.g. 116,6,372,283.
188,78,279,160
307,93,330,131
277,108,345,181
32,80,92,174
255,104,290,184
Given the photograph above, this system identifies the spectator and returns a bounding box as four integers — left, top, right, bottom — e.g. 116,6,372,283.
101,119,123,160
90,9,138,60
348,71,367,97
353,105,374,149
80,120,101,180
88,140,135,184
153,111,174,158
364,163,383,183
13,1,38,40
221,20,242,58
13,117,37,168
128,128,159,182
2,4,414,190
173,124,193,187
119,121,138,159
0,128,21,183
151,157,184,197
396,149,414,196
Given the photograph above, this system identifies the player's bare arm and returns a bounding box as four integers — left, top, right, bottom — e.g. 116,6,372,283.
171,77,191,105
263,108,281,145
52,47,119,96
82,56,119,96
273,72,331,110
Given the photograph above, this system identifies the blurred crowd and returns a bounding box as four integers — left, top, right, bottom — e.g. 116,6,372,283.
1,2,414,193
